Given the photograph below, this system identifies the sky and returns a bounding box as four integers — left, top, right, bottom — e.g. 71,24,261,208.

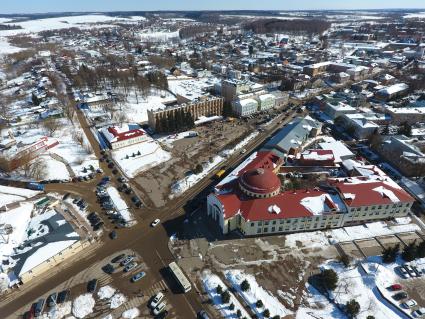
1,0,424,14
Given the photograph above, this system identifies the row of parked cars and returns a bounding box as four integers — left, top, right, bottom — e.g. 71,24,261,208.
24,289,70,318
102,253,146,282
389,284,425,317
397,263,424,279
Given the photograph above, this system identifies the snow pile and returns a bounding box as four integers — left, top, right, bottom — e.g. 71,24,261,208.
97,285,116,300
42,301,72,319
0,273,10,292
106,187,132,223
101,315,112,319
225,270,292,318
122,308,140,319
201,270,251,319
72,294,95,318
110,293,127,309
220,132,259,157
171,155,223,196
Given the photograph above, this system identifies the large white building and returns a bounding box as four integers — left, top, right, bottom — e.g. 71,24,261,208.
232,98,259,117
100,124,149,150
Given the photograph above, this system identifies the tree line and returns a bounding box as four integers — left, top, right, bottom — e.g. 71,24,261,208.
243,19,331,35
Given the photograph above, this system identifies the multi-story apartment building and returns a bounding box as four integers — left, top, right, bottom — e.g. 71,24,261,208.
147,96,223,129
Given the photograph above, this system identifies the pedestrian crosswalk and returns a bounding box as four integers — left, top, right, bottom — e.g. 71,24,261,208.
141,279,168,297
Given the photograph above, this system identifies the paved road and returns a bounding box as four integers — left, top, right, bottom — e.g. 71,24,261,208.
0,103,300,318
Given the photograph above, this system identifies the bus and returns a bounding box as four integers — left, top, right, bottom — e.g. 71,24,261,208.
169,262,191,293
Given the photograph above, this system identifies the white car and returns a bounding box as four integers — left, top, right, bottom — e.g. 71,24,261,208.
151,219,160,227
412,308,425,318
149,292,164,308
402,299,417,309
153,301,166,315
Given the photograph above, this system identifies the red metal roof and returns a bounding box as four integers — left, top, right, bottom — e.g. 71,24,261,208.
107,126,145,142
239,168,281,195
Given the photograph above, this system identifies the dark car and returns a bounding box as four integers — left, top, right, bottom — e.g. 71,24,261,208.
23,310,34,319
131,196,140,203
117,177,125,183
112,169,118,175
111,254,125,263
47,292,57,307
57,289,70,303
102,264,115,274
93,222,104,231
125,188,133,195
108,163,114,169
34,298,45,316
87,279,98,293
109,231,117,240
393,291,408,301
155,310,169,319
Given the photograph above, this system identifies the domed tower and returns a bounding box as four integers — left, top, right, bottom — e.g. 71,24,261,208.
239,168,281,199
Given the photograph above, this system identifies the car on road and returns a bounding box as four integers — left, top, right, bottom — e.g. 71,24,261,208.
47,292,57,307
131,271,146,282
120,255,135,266
111,254,125,263
151,219,160,227
102,264,115,274
109,231,117,240
150,292,164,308
412,308,425,318
402,299,417,309
123,262,137,272
197,310,211,319
153,302,167,316
392,291,408,301
87,279,98,293
57,289,70,303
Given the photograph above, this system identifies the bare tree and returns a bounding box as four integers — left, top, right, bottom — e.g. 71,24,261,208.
42,118,60,136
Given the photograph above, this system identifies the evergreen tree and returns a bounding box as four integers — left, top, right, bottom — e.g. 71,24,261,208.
318,269,338,291
402,241,417,262
382,243,400,263
241,279,250,292
32,93,40,106
345,299,360,318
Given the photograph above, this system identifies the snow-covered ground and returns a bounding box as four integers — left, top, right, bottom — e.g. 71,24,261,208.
404,12,425,19
110,292,127,309
98,285,116,300
220,132,259,158
139,29,180,42
120,89,176,123
202,270,251,319
0,185,40,207
285,220,421,249
157,130,198,148
122,308,140,319
111,139,171,178
170,155,223,196
39,301,72,319
225,269,292,318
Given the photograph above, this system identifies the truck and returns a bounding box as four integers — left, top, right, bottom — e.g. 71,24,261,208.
27,182,45,191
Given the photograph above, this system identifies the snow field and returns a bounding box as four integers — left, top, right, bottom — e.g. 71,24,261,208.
72,294,95,318
225,269,292,318
97,285,116,300
202,271,251,318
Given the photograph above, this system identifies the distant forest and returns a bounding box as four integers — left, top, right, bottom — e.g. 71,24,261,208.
243,19,331,35
0,24,22,30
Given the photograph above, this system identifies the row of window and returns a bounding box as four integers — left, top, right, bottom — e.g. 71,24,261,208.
256,221,340,234
352,202,410,212
250,215,342,227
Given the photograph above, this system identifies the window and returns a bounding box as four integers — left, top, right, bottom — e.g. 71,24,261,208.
271,227,275,232
365,207,369,211
278,227,283,232
257,228,262,234
272,220,276,225
258,221,263,226
280,220,284,224
264,221,269,226
264,227,269,233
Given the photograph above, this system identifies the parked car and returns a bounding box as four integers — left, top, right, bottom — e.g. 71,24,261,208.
120,255,135,266
402,299,417,309
131,271,146,282
155,310,169,319
412,265,422,277
123,262,137,272
197,310,211,319
412,307,425,318
102,264,115,274
47,292,57,307
151,219,160,227
109,231,117,240
150,292,164,308
392,291,408,301
397,266,410,279
111,254,125,263
153,302,167,316
34,298,45,316
389,284,403,291
57,289,70,303
87,279,98,293
62,193,70,200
